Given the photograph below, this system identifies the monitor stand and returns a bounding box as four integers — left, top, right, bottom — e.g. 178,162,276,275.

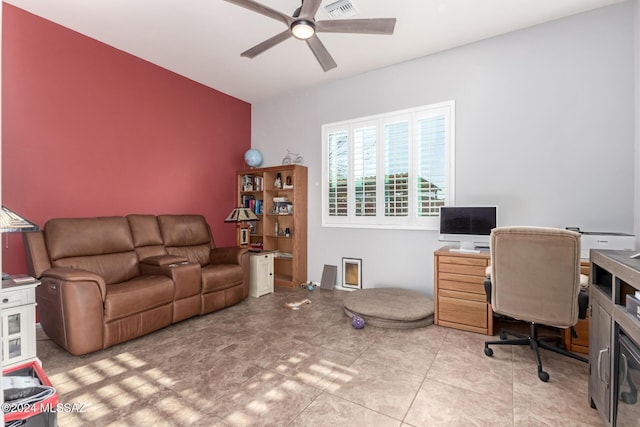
449,241,481,254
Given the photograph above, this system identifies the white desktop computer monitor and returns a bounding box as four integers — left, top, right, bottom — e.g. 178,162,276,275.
439,206,497,253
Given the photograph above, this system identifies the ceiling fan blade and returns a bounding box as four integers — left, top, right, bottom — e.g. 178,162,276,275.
224,0,291,25
241,30,292,58
299,0,323,19
306,35,337,72
316,18,396,34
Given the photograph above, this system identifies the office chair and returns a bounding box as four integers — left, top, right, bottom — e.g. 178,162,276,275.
483,226,588,382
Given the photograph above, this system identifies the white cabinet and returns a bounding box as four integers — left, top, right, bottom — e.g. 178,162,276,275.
249,252,274,298
1,278,40,368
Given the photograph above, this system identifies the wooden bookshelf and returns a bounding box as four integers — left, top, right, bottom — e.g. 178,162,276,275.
237,165,307,288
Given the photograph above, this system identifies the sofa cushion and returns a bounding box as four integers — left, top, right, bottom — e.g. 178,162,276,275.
45,217,140,285
54,252,140,285
159,215,214,266
104,275,175,321
127,214,164,247
128,214,167,260
201,264,243,292
158,215,212,247
46,217,134,260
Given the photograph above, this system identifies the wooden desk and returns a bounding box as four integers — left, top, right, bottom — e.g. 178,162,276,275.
434,246,589,353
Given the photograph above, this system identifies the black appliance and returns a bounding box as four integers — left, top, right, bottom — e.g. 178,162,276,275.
615,331,640,426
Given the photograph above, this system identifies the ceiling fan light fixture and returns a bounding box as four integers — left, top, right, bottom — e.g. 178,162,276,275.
291,20,315,40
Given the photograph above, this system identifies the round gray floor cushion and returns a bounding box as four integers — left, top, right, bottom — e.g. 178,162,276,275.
343,288,434,329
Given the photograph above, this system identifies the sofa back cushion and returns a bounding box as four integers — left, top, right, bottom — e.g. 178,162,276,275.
127,214,167,260
158,215,213,266
45,217,139,284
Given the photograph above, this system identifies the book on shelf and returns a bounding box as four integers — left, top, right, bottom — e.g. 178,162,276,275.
242,175,263,192
242,194,254,208
271,201,292,215
249,242,264,251
275,251,293,259
241,195,263,215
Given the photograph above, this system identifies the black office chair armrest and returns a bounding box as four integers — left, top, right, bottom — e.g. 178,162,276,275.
484,277,492,303
578,289,588,319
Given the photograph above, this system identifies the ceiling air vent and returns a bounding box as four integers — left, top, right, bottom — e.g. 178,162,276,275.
322,0,360,19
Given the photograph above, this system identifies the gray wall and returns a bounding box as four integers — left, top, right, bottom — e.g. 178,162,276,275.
635,0,640,250
252,2,636,296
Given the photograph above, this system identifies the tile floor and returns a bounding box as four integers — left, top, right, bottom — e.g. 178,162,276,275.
35,288,603,426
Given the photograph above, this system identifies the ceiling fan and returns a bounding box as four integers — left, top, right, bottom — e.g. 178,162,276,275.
224,0,396,71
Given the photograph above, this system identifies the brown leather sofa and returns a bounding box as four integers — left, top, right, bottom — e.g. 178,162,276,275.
23,214,249,356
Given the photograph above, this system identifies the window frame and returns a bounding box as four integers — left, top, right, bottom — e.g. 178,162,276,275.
321,100,456,230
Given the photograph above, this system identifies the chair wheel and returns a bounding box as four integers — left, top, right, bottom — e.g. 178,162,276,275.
538,371,550,382
484,347,494,357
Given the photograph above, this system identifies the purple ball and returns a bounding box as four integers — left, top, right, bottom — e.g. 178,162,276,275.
352,315,365,329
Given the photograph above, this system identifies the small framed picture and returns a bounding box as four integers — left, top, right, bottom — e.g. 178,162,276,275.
342,257,362,289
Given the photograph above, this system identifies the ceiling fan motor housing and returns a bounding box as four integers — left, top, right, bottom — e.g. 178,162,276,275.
291,19,316,39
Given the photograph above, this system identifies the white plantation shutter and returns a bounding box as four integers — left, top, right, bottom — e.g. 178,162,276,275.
322,100,454,229
383,120,410,217
327,130,349,218
416,112,447,217
353,126,377,217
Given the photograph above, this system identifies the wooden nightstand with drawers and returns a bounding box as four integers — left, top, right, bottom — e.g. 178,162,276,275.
434,246,493,335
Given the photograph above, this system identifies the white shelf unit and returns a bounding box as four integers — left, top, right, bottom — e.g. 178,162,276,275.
249,252,274,298
1,279,40,369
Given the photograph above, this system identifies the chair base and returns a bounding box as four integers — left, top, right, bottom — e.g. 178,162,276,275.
484,322,588,382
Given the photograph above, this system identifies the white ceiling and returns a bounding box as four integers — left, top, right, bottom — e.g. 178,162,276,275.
5,0,625,104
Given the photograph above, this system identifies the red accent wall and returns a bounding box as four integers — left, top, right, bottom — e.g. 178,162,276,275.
2,4,251,274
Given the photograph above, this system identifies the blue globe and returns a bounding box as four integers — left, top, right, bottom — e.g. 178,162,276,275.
244,149,263,167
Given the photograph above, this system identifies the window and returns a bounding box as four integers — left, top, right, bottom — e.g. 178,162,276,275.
322,100,455,229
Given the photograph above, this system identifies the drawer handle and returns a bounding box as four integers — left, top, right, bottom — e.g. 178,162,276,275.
597,347,610,386
50,284,57,290
2,298,8,304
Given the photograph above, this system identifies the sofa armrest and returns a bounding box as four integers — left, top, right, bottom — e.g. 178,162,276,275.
210,247,248,265
41,267,107,301
37,268,107,355
141,255,189,267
